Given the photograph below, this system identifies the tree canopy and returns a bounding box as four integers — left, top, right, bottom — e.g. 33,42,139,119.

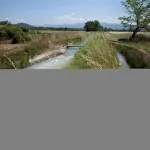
119,0,150,40
84,20,103,32
0,21,11,26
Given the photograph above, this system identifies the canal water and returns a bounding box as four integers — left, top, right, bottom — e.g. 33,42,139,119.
27,47,78,69
27,42,129,69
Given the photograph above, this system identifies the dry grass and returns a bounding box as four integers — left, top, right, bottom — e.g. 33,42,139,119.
0,44,29,56
39,30,85,34
0,31,86,56
0,31,86,69
66,32,121,69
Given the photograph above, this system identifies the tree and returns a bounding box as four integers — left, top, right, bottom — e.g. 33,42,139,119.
119,0,150,40
84,20,103,32
0,21,11,26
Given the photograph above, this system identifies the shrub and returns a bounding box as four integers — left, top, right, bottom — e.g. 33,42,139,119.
21,27,29,33
12,31,32,44
12,31,24,44
0,25,32,43
0,28,8,40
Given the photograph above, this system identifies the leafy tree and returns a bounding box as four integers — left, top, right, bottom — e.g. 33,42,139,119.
84,20,103,32
12,31,24,44
21,27,30,33
119,0,150,40
0,21,11,26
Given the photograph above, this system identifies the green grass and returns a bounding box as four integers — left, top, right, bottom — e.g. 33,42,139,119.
0,50,29,69
103,32,150,69
66,32,121,69
108,32,150,68
112,42,150,68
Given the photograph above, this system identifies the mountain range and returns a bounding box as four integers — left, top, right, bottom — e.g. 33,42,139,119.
15,22,124,30
44,22,124,29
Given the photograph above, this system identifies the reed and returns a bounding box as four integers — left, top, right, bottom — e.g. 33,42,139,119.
67,32,121,69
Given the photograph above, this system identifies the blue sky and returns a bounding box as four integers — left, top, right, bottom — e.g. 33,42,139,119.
0,0,126,25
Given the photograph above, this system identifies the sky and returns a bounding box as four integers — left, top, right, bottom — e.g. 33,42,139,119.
0,0,126,25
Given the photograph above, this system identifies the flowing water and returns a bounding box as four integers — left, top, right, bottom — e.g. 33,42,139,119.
27,47,78,69
27,41,129,69
117,52,130,69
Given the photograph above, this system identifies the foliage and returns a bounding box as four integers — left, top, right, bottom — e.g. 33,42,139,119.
113,42,150,68
21,27,30,32
0,21,12,26
66,33,120,69
84,20,103,32
0,22,32,43
119,0,150,40
0,50,29,69
24,42,49,59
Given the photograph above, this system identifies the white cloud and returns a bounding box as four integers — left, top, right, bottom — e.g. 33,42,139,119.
16,19,27,23
100,16,120,23
4,17,12,22
55,13,86,24
4,17,9,21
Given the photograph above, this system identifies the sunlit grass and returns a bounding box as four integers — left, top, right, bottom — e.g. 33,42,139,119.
66,32,121,69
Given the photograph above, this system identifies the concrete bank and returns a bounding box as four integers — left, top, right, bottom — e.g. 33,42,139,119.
28,46,66,66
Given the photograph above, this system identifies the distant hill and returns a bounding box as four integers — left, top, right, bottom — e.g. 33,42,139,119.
15,23,35,28
44,23,84,28
45,22,124,30
14,22,124,30
101,23,124,30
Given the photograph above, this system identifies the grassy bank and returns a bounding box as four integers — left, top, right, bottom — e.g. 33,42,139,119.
107,32,150,69
112,42,150,68
66,32,121,69
0,31,85,69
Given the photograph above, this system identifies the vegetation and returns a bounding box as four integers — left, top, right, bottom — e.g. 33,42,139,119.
0,23,32,44
112,42,150,68
119,0,150,40
0,21,12,26
84,20,103,32
0,28,85,69
0,49,29,69
105,31,150,68
66,33,120,69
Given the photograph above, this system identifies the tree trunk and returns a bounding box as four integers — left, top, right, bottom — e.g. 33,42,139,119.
130,28,139,41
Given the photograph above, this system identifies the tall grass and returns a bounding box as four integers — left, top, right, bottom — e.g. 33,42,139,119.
66,32,121,69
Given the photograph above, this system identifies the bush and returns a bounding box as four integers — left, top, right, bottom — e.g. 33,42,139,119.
21,27,29,33
0,25,32,43
0,28,8,40
22,33,32,41
12,31,24,44
12,31,32,44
